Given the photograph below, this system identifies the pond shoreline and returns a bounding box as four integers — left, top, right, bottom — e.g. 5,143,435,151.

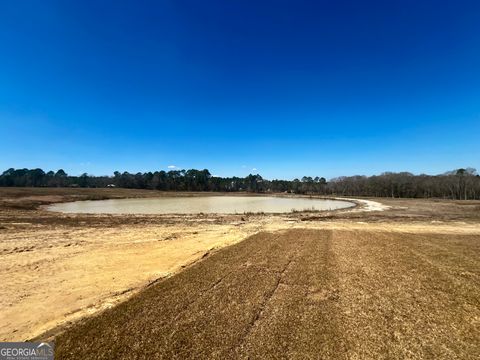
44,195,358,215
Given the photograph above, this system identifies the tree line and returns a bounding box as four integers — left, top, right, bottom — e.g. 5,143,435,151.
1,167,479,200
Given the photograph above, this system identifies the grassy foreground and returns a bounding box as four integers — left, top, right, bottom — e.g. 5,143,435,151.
55,229,480,359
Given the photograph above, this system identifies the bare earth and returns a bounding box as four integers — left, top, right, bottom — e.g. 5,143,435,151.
1,188,479,358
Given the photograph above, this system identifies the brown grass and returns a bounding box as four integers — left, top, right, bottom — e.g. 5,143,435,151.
54,229,480,359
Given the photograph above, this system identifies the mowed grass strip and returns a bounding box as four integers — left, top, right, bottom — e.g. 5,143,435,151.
55,229,480,359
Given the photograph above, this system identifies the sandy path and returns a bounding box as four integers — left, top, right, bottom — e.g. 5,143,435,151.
341,197,391,211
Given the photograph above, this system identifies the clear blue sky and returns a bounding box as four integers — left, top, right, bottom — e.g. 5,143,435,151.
1,1,479,179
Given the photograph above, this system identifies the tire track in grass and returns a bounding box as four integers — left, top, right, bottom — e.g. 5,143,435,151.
55,231,296,359
231,258,295,355
166,233,286,340
232,229,348,359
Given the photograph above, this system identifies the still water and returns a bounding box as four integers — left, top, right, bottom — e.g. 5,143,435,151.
47,196,355,214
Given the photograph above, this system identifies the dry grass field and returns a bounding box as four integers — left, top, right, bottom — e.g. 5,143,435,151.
54,229,480,359
1,188,479,359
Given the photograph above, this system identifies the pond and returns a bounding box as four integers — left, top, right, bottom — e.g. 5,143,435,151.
46,196,355,214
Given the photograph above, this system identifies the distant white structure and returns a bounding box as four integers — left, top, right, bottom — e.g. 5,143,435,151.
107,184,116,188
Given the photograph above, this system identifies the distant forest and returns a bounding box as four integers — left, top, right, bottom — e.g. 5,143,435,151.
1,167,479,200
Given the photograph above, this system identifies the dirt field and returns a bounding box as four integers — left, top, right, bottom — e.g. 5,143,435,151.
1,188,479,358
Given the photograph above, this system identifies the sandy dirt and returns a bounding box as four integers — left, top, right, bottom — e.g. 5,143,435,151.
0,187,479,349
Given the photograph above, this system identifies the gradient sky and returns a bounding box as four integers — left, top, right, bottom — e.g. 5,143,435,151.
1,0,479,179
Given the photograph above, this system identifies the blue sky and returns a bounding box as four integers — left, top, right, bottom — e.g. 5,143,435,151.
1,0,479,179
